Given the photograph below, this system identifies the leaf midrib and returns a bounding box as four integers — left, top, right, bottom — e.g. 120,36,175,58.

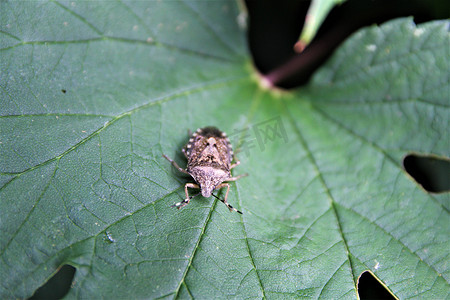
307,101,447,280
7,186,185,295
0,76,247,183
285,102,359,296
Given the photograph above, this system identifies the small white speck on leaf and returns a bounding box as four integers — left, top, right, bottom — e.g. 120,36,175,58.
237,12,247,29
63,22,68,26
374,261,380,270
366,44,376,51
175,22,187,32
146,37,153,43
414,28,424,37
106,232,116,243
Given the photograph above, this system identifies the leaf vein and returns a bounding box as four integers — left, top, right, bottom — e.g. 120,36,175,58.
311,103,448,212
173,196,218,298
286,105,358,295
180,0,238,57
52,0,104,36
317,259,349,299
0,161,58,257
2,76,245,183
337,202,445,279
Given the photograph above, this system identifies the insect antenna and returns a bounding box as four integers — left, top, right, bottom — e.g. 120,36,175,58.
189,192,201,199
212,193,243,214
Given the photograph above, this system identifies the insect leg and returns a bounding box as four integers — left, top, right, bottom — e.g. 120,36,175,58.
226,173,248,181
172,183,200,209
230,157,240,169
162,154,190,175
182,147,188,158
230,160,240,169
214,183,242,214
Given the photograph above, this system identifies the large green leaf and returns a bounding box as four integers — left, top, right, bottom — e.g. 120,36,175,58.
1,1,448,299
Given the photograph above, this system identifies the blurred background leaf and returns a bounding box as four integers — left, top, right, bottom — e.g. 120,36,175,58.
297,0,346,50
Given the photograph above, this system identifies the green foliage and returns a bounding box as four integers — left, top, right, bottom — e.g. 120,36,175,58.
299,0,346,45
1,1,448,299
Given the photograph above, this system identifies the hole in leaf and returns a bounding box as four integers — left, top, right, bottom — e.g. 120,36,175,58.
403,154,450,193
30,264,75,300
358,271,396,300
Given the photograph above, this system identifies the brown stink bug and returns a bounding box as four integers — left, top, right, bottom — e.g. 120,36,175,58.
163,127,247,214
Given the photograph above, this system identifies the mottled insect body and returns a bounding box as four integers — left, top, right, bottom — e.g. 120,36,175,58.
163,127,246,214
